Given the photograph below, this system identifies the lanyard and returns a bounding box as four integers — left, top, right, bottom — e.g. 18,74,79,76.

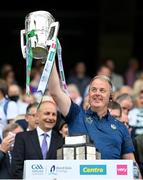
56,39,69,95
37,39,57,99
25,33,33,95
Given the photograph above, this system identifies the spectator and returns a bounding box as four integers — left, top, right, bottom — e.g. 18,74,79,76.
25,102,39,131
104,58,124,91
0,63,13,79
57,118,69,138
22,94,36,104
115,93,134,128
132,72,143,99
0,79,8,127
108,101,122,120
115,93,133,115
3,70,17,87
84,64,112,97
96,64,116,92
67,61,91,98
96,64,111,77
6,84,28,123
124,57,140,87
67,83,83,106
0,123,23,179
118,85,133,97
135,89,143,108
128,90,143,139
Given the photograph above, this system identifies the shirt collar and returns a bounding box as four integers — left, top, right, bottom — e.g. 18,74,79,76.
86,108,110,120
37,126,52,137
0,98,6,106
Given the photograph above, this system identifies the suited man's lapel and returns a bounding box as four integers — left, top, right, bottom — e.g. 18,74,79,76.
47,131,57,159
30,129,43,159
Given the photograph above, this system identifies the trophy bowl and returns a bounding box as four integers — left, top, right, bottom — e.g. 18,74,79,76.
21,10,59,61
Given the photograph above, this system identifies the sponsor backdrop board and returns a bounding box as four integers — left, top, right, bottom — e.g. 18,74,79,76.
23,160,133,179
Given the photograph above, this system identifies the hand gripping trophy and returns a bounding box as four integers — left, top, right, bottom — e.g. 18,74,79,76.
20,10,68,103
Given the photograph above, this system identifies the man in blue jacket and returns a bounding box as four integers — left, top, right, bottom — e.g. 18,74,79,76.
49,62,135,160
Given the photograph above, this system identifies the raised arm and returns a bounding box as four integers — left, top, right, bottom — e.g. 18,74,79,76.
48,62,71,116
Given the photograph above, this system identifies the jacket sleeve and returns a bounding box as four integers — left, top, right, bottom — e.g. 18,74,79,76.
11,132,25,179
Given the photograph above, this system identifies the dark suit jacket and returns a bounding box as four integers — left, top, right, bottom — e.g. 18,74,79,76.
11,129,64,179
0,151,12,179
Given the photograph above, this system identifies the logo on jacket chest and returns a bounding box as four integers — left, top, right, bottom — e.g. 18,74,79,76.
85,116,93,124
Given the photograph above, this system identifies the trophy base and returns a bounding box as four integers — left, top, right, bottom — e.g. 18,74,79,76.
57,144,97,160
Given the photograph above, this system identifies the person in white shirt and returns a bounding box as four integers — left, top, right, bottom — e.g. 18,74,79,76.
128,90,143,138
6,84,28,123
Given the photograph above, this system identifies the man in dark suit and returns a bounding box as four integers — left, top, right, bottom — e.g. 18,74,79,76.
11,96,64,179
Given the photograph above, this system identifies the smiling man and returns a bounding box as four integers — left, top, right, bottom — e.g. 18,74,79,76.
11,97,64,179
48,62,135,160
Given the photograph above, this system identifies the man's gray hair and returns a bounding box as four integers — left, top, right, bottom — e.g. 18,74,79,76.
89,75,113,93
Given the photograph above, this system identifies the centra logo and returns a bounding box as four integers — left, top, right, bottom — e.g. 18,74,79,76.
80,165,106,175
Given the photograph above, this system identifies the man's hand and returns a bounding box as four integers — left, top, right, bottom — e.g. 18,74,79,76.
0,132,15,153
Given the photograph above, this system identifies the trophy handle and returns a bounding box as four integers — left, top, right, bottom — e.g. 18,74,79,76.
46,21,59,46
20,29,26,59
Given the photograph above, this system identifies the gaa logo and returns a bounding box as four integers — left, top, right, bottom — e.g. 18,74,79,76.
31,164,44,170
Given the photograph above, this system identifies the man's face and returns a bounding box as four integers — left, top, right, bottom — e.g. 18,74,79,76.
120,99,133,115
8,84,20,96
97,67,111,77
88,79,111,111
38,102,57,131
109,108,121,120
26,107,38,130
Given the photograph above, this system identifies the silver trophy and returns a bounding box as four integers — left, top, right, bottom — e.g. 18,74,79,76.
57,134,101,160
20,10,61,99
20,10,59,61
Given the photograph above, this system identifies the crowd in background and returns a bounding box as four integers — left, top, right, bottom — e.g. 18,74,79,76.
0,56,143,178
